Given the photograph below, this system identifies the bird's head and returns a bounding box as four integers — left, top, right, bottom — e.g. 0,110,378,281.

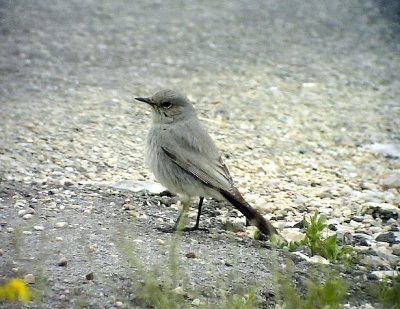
135,89,196,124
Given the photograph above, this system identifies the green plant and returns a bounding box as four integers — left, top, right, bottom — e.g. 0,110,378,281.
376,274,400,309
117,234,186,309
278,274,348,309
220,287,258,309
286,213,353,263
10,227,23,259
137,275,186,309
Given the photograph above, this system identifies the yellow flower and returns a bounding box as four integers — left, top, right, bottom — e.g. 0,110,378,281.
0,278,31,303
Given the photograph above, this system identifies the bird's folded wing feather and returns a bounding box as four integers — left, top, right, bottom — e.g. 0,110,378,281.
159,122,234,192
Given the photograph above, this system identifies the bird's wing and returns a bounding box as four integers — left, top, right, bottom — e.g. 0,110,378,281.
159,120,234,192
161,146,231,191
159,120,280,237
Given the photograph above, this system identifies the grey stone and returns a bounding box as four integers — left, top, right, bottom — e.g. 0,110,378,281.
375,232,398,245
381,171,400,189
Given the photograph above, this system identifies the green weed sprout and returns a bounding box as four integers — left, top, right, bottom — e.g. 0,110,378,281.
287,213,354,263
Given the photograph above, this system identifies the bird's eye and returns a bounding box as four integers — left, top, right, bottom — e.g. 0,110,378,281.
161,101,172,109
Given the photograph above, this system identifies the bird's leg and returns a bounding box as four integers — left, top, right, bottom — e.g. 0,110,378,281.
171,197,207,233
183,196,208,232
193,196,204,230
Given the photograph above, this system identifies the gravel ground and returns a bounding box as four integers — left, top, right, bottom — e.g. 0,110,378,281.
1,0,400,308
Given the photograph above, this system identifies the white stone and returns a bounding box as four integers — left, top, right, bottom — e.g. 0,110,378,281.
371,270,399,280
342,209,352,217
156,239,165,245
55,221,68,228
369,226,383,234
24,273,35,284
361,255,390,268
309,255,330,265
23,214,34,220
349,220,363,229
281,229,304,242
172,286,185,295
366,143,400,158
14,200,27,207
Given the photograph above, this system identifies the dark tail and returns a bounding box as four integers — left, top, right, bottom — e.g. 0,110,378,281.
219,188,278,237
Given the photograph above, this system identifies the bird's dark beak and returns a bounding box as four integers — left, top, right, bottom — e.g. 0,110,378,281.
135,97,153,105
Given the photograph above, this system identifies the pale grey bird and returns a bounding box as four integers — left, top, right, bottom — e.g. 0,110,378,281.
135,89,278,237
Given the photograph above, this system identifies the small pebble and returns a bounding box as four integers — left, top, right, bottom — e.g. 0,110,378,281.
309,255,330,265
128,210,137,217
222,220,244,233
123,203,135,210
24,274,35,284
22,214,33,220
58,257,68,266
370,270,398,280
14,200,26,208
55,222,68,228
381,170,400,189
360,255,389,268
185,252,196,259
62,179,75,187
156,218,164,224
86,272,94,280
342,209,352,217
224,260,233,267
34,225,45,231
115,301,123,307
172,286,185,295
375,232,397,245
342,232,353,245
156,239,165,245
369,226,383,234
352,216,364,223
